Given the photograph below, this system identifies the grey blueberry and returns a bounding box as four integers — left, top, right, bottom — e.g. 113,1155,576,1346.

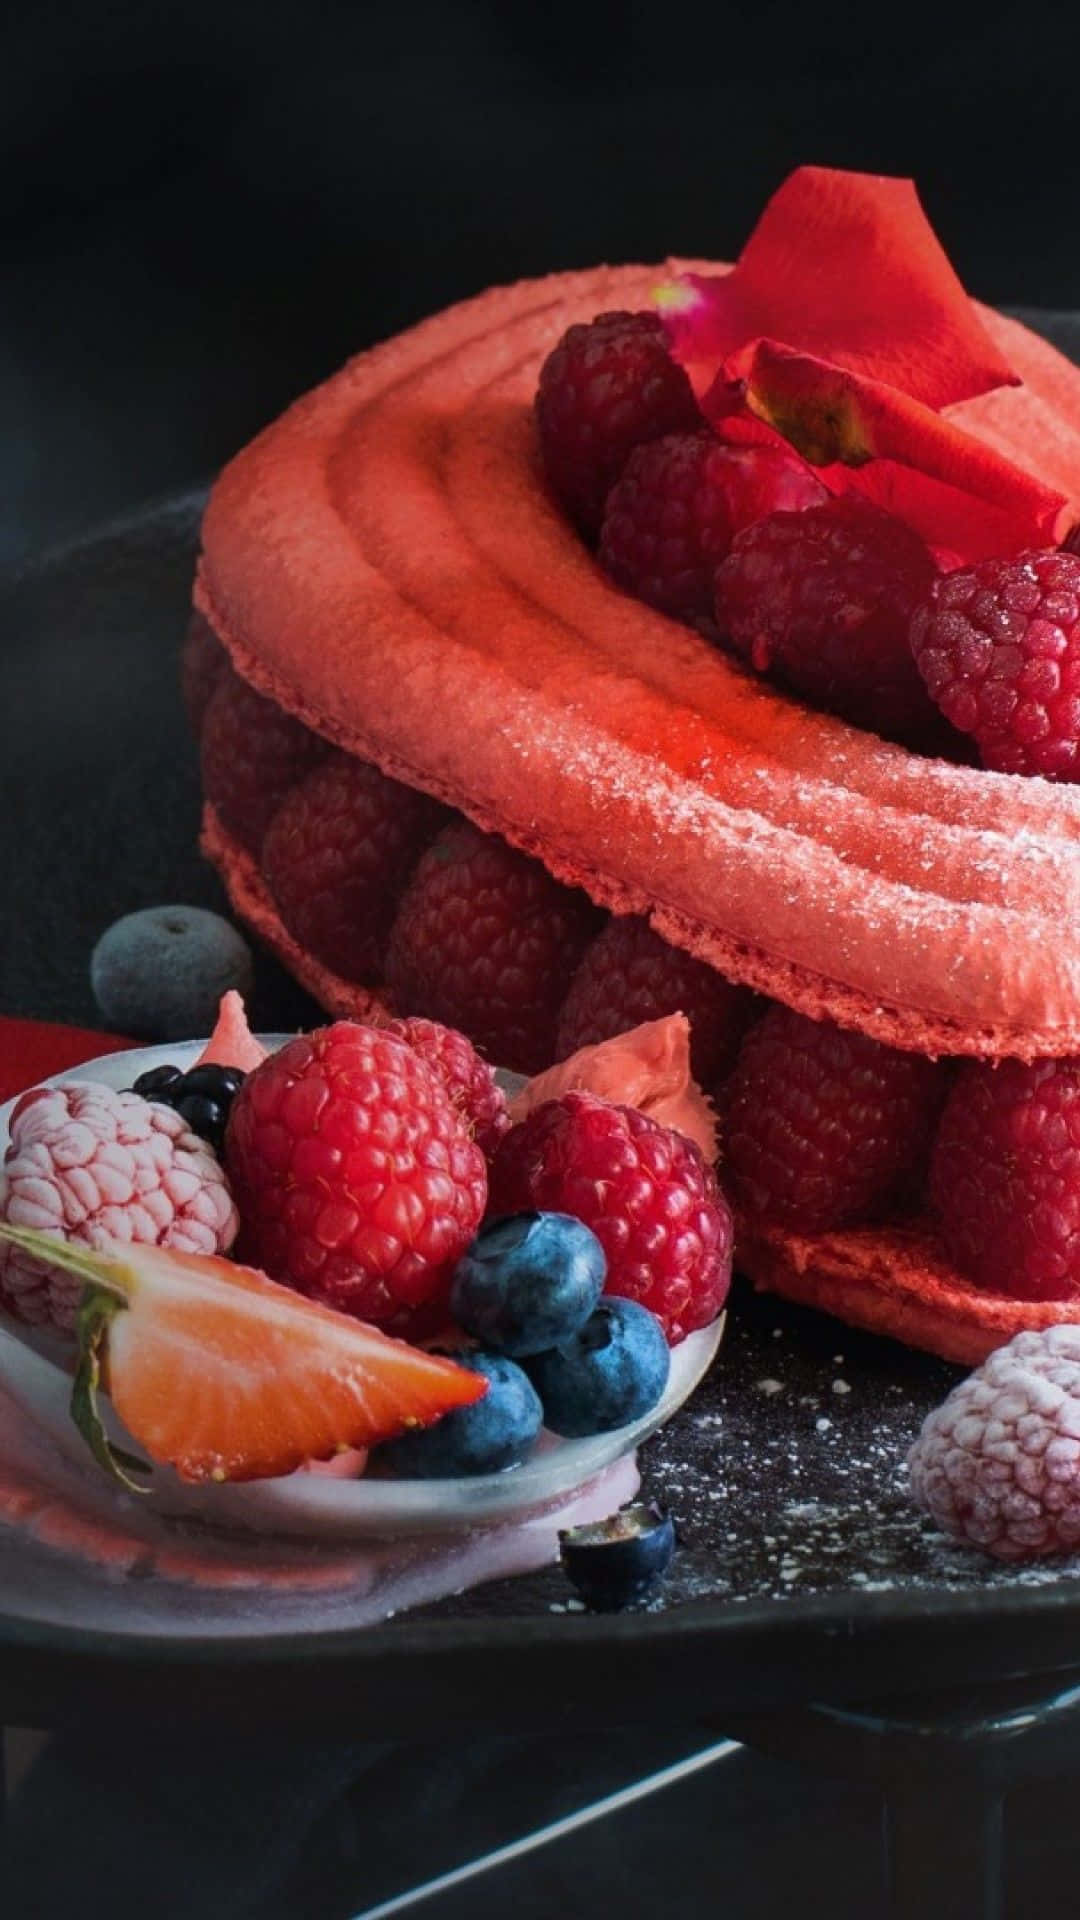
90,906,254,1040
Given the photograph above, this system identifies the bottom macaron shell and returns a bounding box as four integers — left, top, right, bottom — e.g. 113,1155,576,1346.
738,1217,1080,1367
204,802,1080,1368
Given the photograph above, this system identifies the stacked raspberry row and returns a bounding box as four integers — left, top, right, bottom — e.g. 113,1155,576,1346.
186,620,1080,1319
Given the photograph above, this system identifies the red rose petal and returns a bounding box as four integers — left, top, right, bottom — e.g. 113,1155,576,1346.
704,343,1070,561
661,166,1017,410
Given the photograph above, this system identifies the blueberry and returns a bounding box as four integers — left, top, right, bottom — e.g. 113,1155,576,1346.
450,1212,606,1357
175,1092,227,1151
132,1064,184,1098
559,1503,676,1611
525,1298,670,1437
375,1352,543,1478
90,906,254,1041
180,1064,246,1101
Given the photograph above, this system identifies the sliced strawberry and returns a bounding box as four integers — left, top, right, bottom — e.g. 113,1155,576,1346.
0,1225,485,1485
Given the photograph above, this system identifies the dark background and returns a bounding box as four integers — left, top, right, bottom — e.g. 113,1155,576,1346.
4,0,1079,568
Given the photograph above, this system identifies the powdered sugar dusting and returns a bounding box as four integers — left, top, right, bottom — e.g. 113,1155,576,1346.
412,1282,1080,1621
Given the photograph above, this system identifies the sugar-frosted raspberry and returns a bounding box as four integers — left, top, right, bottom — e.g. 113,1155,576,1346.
385,822,600,1075
200,664,328,855
488,1090,732,1344
0,1082,238,1330
908,1326,1080,1559
261,753,448,983
910,549,1080,778
180,612,229,737
599,432,826,622
723,1006,945,1232
930,1057,1080,1300
535,310,701,538
382,1016,510,1158
556,917,752,1085
224,1023,487,1330
714,498,940,740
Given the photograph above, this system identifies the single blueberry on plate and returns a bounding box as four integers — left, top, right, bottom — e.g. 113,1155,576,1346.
374,1351,543,1478
91,905,254,1040
451,1212,606,1357
559,1503,676,1611
525,1297,670,1437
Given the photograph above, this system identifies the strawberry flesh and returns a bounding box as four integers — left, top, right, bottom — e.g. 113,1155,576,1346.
0,1226,485,1484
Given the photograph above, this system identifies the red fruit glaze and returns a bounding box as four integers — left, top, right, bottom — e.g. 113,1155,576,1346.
535,310,701,538
180,612,229,737
724,1006,946,1233
910,550,1080,778
224,1023,488,1329
599,432,826,622
385,822,601,1076
488,1090,732,1344
556,916,752,1086
714,498,941,741
382,1016,510,1159
200,663,328,856
262,752,448,983
931,1057,1080,1301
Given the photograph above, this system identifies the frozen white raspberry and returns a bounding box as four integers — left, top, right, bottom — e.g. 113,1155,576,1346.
908,1325,1080,1560
0,1081,238,1330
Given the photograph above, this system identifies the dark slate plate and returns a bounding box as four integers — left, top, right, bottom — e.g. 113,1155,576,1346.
4,374,1080,1732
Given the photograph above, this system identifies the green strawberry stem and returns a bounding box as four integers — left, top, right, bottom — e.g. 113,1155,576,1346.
0,1224,152,1492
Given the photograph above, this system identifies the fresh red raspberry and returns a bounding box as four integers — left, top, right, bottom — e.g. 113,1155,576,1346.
224,1023,487,1329
180,612,229,737
599,432,827,622
487,1090,732,1344
535,310,700,539
723,1006,945,1232
385,822,600,1075
908,1326,1080,1560
261,753,448,983
910,550,1080,778
714,498,940,740
930,1057,1080,1301
381,1016,510,1159
200,664,328,855
0,1082,238,1330
556,917,753,1086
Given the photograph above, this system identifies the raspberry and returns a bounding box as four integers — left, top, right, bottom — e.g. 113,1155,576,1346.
535,310,700,539
487,1090,732,1344
200,663,328,855
382,1016,510,1159
723,1006,945,1232
224,1022,488,1329
556,917,752,1086
386,822,600,1075
180,612,229,737
930,1057,1080,1301
599,432,826,623
714,498,940,740
908,1326,1080,1559
261,753,448,983
909,549,1080,778
0,1082,238,1330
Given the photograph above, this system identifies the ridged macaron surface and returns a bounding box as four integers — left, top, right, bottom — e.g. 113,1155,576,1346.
197,265,1080,1060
